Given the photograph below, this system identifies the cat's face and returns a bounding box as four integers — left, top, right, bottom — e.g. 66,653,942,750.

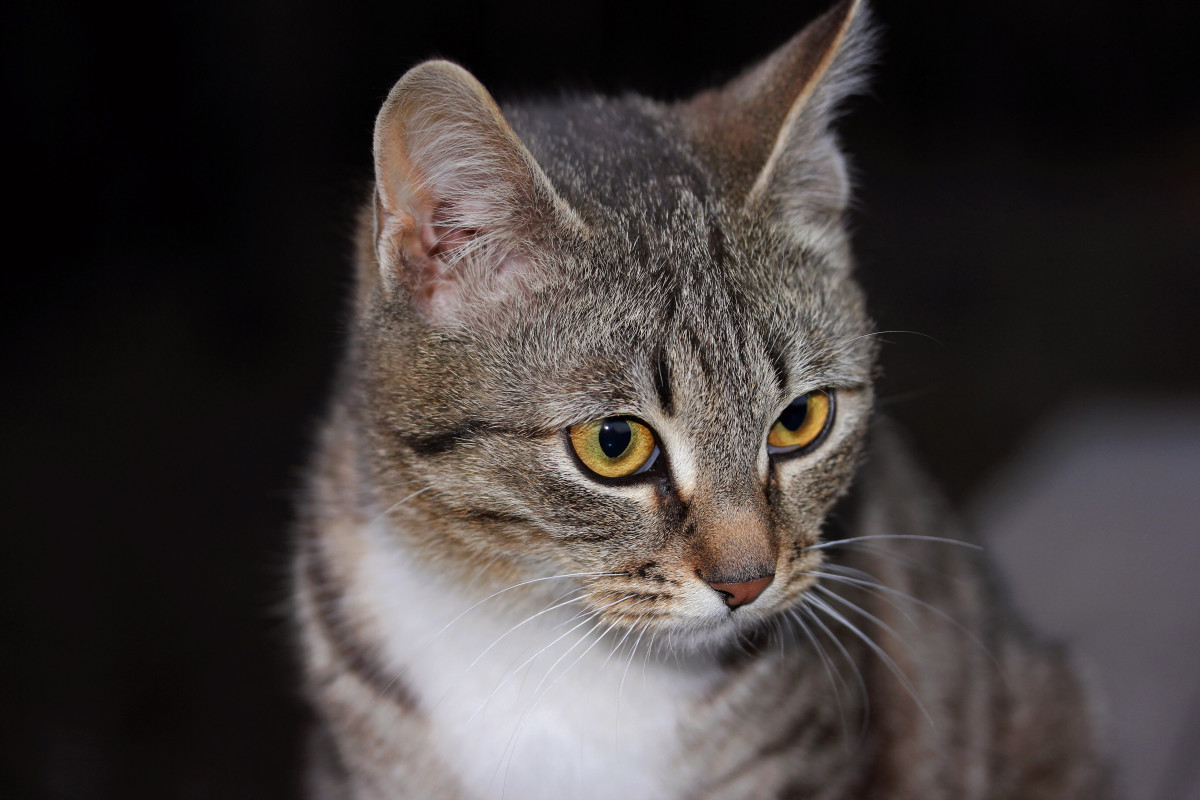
358,0,874,646
362,195,874,647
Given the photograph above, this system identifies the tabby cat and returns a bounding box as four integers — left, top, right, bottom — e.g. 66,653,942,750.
294,1,1110,797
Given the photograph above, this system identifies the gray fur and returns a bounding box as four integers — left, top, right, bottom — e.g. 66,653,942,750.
294,1,1112,797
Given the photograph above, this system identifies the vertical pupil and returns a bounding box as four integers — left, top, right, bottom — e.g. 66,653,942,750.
779,395,810,431
598,419,633,458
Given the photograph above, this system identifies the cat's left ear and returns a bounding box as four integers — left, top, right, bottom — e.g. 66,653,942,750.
372,61,584,325
680,0,873,226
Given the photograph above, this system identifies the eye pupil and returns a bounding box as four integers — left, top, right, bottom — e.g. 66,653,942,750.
778,395,810,431
568,417,658,480
598,419,633,458
767,390,835,454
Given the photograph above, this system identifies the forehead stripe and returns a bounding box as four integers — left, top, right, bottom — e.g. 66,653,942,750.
653,346,675,416
769,345,790,397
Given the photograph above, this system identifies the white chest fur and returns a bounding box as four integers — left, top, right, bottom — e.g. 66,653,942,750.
353,522,714,800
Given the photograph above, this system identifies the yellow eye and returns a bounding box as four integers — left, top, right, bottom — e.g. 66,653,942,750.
767,391,834,453
568,417,659,479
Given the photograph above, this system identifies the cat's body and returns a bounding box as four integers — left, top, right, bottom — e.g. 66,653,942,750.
294,2,1110,797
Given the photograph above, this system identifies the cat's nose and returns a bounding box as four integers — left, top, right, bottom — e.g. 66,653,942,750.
707,574,774,608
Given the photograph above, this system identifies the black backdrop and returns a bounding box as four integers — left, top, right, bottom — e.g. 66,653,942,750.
4,1,1197,797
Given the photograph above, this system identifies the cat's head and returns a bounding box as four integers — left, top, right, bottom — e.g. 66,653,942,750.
355,0,877,647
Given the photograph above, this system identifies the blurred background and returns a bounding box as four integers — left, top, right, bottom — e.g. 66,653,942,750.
3,0,1197,797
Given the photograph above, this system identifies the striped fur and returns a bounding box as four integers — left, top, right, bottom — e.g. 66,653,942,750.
294,2,1111,797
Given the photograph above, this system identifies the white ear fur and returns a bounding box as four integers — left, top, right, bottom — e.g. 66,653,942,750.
372,60,582,324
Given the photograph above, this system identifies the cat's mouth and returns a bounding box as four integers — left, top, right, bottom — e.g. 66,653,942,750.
580,562,823,645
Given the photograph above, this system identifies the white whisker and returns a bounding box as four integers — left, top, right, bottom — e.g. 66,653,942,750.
355,477,428,497
786,607,855,740
466,609,601,726
613,612,648,748
814,567,1003,672
534,595,635,695
494,598,635,799
806,594,934,730
618,620,650,712
810,569,922,628
428,571,626,644
600,610,642,673
832,541,931,573
771,614,788,661
800,602,869,728
813,583,912,647
454,589,588,684
539,612,628,700
806,534,981,552
641,629,660,688
368,486,431,525
839,329,942,348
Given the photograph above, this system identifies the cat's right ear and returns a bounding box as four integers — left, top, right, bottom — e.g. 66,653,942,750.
371,61,583,325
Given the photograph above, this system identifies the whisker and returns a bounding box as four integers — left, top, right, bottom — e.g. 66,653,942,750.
806,594,934,730
839,329,943,348
554,603,600,630
809,569,922,628
494,600,636,798
785,608,851,738
799,602,870,734
534,595,636,695
642,629,660,688
459,588,588,678
618,620,650,711
466,608,601,726
813,583,913,653
814,567,1002,672
356,477,428,497
773,614,787,661
430,587,587,707
830,542,929,573
368,486,431,525
429,571,627,644
820,562,888,584
600,612,641,672
613,612,649,747
539,610,631,699
806,534,982,552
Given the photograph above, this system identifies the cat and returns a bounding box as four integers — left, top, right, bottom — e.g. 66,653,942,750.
293,1,1111,797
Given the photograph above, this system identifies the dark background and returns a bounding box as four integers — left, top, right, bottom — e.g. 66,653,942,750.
3,1,1197,797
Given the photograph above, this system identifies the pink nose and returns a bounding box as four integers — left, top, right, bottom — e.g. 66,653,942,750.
707,575,774,608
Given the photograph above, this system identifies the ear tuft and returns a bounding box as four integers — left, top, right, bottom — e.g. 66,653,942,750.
372,61,580,324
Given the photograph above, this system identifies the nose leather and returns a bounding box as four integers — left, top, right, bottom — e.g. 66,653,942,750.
707,575,774,608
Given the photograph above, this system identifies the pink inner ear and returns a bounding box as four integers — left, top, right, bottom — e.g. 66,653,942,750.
408,200,485,323
403,197,536,323
421,201,478,260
